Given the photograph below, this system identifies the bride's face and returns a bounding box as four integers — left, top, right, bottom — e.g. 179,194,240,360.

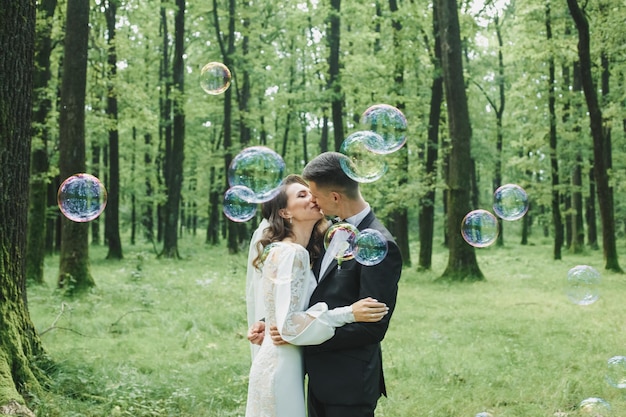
283,183,323,223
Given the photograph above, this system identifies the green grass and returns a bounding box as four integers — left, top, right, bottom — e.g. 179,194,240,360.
27,233,626,416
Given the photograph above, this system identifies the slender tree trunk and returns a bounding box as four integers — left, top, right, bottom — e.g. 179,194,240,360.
0,0,47,411
586,164,598,249
546,1,563,260
419,0,443,270
58,0,95,291
437,0,483,281
571,154,584,252
161,0,186,258
105,0,123,260
328,0,344,151
566,0,622,272
143,133,155,243
27,0,58,284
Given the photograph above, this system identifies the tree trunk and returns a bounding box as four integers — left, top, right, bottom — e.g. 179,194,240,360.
386,0,411,267
436,0,483,281
161,0,186,258
58,0,95,292
546,1,563,260
0,0,46,411
571,154,584,253
419,0,443,270
105,0,123,260
328,0,344,151
566,0,622,272
27,0,58,284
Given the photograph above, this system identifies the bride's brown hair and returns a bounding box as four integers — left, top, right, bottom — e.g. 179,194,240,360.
252,174,327,269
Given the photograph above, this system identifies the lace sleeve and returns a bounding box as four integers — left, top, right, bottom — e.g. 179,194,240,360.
265,244,355,346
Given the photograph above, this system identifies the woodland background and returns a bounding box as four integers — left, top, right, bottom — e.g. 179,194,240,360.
1,0,626,414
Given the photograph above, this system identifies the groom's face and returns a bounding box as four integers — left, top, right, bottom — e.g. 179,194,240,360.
307,181,339,217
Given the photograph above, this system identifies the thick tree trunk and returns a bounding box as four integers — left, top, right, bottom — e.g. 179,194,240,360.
58,0,95,291
436,0,483,281
0,0,46,411
566,0,622,272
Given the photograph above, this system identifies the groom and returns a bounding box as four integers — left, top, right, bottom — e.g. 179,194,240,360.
248,152,402,417
300,152,402,417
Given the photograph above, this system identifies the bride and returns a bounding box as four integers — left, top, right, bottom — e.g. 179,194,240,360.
245,174,388,417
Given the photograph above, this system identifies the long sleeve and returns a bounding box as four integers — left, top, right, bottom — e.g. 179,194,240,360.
264,243,354,346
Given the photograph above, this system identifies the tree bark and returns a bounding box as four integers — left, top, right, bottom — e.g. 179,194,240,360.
328,0,344,151
436,0,483,281
27,0,58,284
0,0,46,411
58,0,95,291
566,0,622,272
105,0,123,260
419,0,443,270
546,1,563,260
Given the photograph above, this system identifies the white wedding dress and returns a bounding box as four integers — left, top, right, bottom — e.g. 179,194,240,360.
245,242,353,417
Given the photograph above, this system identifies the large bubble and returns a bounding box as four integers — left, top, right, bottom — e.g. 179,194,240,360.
360,104,407,154
339,131,388,183
493,184,529,221
228,146,285,203
353,228,388,266
606,356,626,389
200,62,231,95
57,173,107,222
565,265,601,306
324,223,360,264
461,209,499,248
223,185,257,222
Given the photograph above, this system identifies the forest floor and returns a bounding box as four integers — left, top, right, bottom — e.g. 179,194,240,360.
27,231,626,416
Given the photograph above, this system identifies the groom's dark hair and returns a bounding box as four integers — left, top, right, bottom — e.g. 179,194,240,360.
302,152,359,199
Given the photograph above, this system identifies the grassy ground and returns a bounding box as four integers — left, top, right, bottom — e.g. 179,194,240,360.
27,232,626,416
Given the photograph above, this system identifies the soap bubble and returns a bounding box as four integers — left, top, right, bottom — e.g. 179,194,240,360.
461,209,499,248
353,228,388,266
200,62,231,95
475,413,494,417
57,173,107,222
578,397,611,415
360,104,407,154
566,265,601,306
324,223,359,263
228,146,285,203
606,356,626,389
339,131,388,183
493,184,529,221
223,185,257,222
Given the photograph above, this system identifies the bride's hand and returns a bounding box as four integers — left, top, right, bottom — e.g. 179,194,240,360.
351,297,389,322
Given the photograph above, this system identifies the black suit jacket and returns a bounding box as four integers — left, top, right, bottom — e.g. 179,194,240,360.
304,210,402,406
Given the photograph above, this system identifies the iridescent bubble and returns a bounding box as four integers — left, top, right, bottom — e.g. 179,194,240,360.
360,104,408,154
461,209,499,248
606,356,626,389
475,413,494,417
228,146,285,203
57,173,107,223
354,228,388,266
578,397,611,415
493,184,529,221
339,131,388,183
223,185,257,222
200,62,231,95
324,222,360,263
566,265,601,306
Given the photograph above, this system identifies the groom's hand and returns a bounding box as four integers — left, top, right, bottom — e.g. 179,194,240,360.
269,325,287,345
247,321,265,345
